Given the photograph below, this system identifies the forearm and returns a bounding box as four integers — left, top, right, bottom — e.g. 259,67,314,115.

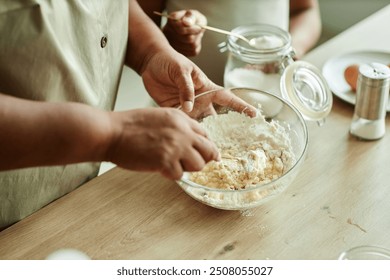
137,0,166,26
0,93,112,170
289,0,321,58
126,0,173,74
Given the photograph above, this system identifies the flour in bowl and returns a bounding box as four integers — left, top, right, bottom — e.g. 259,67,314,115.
190,110,295,190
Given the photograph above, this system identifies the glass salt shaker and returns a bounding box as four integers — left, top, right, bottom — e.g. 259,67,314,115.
222,24,332,122
350,63,390,140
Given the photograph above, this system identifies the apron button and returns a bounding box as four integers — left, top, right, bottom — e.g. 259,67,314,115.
100,36,108,48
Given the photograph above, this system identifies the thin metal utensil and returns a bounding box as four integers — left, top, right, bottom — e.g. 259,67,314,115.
153,11,252,46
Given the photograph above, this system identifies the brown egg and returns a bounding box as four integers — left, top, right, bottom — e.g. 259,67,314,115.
344,64,359,92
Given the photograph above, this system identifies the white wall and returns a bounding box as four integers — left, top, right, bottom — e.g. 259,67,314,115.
318,0,389,43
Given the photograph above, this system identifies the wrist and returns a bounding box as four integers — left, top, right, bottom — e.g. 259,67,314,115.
59,104,115,165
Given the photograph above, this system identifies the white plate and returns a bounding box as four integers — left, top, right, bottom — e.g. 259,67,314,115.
322,50,390,111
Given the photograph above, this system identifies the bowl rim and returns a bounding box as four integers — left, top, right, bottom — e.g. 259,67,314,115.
178,87,309,194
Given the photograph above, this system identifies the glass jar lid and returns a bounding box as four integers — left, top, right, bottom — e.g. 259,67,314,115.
280,61,333,121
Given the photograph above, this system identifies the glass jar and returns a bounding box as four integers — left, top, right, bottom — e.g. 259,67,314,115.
222,24,332,122
338,245,390,260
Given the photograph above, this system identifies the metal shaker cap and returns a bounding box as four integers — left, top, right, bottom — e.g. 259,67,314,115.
359,63,390,85
355,63,390,120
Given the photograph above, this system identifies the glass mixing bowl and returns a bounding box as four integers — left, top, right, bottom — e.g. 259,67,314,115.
177,87,308,210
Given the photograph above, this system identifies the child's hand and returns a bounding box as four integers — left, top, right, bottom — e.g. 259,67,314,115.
162,10,207,57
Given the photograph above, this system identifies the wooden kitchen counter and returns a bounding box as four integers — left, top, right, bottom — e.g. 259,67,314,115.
1,5,390,260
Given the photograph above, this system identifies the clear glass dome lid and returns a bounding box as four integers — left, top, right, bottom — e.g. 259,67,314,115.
281,61,333,121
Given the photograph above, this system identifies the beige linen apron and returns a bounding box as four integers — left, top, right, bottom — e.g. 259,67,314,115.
0,0,128,229
166,0,289,85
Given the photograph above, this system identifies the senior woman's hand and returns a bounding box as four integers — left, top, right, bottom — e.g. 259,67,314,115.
141,49,257,118
162,10,207,57
107,107,220,180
